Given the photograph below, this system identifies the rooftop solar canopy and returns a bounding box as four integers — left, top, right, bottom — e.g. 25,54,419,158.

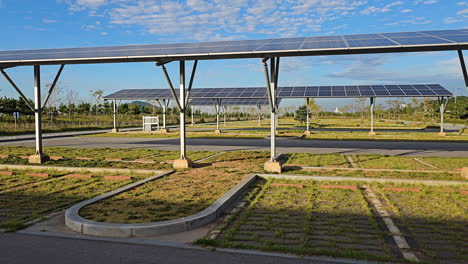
104,84,452,100
189,98,273,106
1,29,467,67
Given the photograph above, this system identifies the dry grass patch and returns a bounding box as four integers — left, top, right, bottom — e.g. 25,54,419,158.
80,167,247,223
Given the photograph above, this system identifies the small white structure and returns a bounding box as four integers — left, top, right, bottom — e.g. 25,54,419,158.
334,107,343,114
143,116,160,131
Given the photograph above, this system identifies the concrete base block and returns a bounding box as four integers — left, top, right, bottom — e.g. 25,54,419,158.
462,167,468,179
303,130,311,136
28,154,50,164
173,159,193,169
438,132,447,137
159,128,169,133
111,128,119,133
264,161,282,173
275,130,279,135
368,131,376,136
214,129,222,134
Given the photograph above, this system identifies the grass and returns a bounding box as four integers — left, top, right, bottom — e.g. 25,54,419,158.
421,157,468,170
81,130,267,139
352,154,433,170
0,170,138,231
286,153,350,168
300,131,468,142
0,146,216,170
198,179,396,262
379,183,468,263
80,168,254,223
283,167,465,181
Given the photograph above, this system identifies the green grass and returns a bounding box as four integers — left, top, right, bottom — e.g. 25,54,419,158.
352,154,432,170
301,131,468,142
199,179,396,262
286,153,350,167
0,173,135,230
379,184,468,263
282,167,465,181
80,167,251,223
0,146,215,170
421,157,468,170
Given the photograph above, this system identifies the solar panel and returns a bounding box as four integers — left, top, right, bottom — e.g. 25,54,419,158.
104,84,452,100
189,98,275,106
0,29,466,67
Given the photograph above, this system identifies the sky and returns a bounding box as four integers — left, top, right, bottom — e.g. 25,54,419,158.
0,0,467,110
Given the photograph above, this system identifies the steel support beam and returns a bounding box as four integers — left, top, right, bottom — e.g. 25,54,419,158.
305,98,310,133
438,97,448,135
223,105,226,126
458,50,468,92
163,99,168,129
214,99,221,131
161,65,182,111
0,69,34,111
113,100,117,131
369,97,375,135
263,57,280,162
179,61,187,159
42,64,65,109
191,105,194,125
257,105,262,126
33,66,44,155
185,60,198,107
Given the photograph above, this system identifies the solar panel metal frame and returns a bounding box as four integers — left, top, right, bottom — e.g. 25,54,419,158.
1,29,467,67
103,84,452,100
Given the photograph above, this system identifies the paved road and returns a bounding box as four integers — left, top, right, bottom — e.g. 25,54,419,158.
0,232,352,264
2,136,467,157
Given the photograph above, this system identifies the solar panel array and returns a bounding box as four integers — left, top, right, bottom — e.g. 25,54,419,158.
189,98,273,106
0,29,467,66
104,84,451,100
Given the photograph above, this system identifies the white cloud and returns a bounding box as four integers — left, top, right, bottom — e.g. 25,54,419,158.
360,1,404,15
59,0,384,41
458,1,468,5
457,8,468,15
100,31,108,35
386,17,432,25
401,9,413,13
0,0,3,8
414,0,438,4
42,18,57,23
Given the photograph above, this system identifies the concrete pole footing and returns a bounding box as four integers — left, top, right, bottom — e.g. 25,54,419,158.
28,154,50,164
111,128,119,133
214,129,222,134
173,159,193,169
264,161,282,173
368,131,376,136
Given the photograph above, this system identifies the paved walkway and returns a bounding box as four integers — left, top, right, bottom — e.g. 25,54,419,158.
0,232,351,264
1,136,467,157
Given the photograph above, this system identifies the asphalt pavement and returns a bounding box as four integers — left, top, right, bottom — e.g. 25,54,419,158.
1,135,467,157
0,232,362,264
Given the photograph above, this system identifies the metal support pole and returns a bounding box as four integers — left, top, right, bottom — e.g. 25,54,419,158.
113,100,117,130
369,97,375,135
162,99,167,129
458,50,468,92
223,105,226,126
191,105,194,125
305,98,310,132
42,64,65,109
269,57,279,162
215,102,220,131
258,105,261,126
179,61,187,160
33,65,43,155
438,97,446,135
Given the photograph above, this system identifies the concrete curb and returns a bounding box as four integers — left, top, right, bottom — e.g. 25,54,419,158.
257,174,468,186
65,173,257,237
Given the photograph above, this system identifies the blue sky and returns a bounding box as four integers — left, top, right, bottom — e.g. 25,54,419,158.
0,0,467,110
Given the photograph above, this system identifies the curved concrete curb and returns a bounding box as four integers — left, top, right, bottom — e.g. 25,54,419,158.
65,173,257,237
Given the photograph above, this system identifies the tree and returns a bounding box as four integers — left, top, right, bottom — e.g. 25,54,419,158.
294,105,308,124
90,89,104,115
